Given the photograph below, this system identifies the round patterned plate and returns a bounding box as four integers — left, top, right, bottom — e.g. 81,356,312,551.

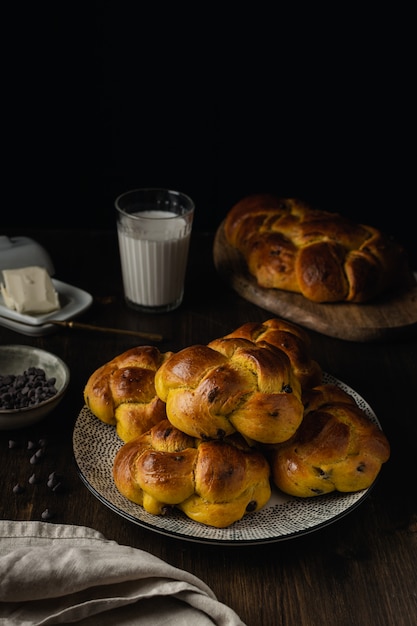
73,373,381,545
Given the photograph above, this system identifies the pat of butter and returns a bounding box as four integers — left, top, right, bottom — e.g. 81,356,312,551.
1,266,60,314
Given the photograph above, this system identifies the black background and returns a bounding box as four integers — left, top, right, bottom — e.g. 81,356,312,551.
3,4,416,266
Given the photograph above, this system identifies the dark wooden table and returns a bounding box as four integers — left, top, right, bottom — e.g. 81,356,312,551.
1,229,416,626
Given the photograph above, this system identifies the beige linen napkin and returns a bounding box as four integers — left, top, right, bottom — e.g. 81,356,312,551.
0,520,246,626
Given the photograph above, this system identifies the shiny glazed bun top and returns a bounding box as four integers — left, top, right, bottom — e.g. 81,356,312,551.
221,317,322,390
113,418,271,528
269,383,391,497
155,336,304,445
83,345,173,442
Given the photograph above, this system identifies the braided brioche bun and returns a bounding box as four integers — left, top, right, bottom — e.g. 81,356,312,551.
224,194,408,303
113,419,271,528
269,384,390,497
154,337,304,444
221,318,322,389
83,346,173,442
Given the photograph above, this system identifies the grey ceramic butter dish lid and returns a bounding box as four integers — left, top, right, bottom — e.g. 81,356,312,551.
0,236,55,275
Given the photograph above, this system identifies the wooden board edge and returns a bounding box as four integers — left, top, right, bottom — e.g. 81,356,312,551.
213,221,417,342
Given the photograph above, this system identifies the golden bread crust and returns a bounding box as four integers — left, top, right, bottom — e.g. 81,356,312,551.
269,384,390,496
155,337,304,444
85,321,391,528
221,318,322,389
113,419,271,527
83,346,173,442
224,194,408,303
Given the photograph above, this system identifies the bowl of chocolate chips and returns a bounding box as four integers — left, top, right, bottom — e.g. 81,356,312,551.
0,345,70,429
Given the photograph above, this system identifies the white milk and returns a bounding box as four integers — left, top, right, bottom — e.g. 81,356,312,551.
117,210,191,310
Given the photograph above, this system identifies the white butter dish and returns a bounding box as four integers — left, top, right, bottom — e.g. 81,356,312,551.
0,280,93,336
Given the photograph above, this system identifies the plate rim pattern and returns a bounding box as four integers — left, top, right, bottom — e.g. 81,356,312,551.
73,373,380,545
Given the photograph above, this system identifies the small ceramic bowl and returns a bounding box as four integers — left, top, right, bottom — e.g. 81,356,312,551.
0,345,70,429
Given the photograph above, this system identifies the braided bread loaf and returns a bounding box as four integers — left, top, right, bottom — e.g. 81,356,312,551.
221,318,322,389
154,337,304,444
83,346,173,442
269,383,390,497
113,418,271,528
224,194,408,303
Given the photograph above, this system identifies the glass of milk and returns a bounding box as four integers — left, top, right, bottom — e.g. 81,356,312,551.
115,188,195,313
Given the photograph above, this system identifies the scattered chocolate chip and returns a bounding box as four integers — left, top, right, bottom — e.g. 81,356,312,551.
28,473,39,485
48,472,62,485
47,472,65,492
27,441,38,450
8,440,19,449
38,439,48,447
41,508,54,520
13,483,24,494
35,448,44,459
30,453,40,465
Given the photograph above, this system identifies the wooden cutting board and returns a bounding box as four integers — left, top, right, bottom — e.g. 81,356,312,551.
213,221,417,342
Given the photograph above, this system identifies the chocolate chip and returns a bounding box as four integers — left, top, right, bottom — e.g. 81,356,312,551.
48,471,62,483
13,483,24,494
47,472,64,491
41,508,54,520
0,368,58,410
29,473,39,485
47,476,57,489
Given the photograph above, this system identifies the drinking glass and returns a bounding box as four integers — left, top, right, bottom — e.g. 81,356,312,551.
115,188,195,313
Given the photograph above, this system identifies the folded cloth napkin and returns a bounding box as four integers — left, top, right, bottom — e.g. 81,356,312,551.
0,520,246,626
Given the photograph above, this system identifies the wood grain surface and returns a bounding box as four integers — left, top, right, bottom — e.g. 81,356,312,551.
1,230,417,626
213,221,417,342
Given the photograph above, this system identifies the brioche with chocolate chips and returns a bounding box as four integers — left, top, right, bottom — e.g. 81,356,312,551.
113,419,271,528
221,318,322,389
154,337,304,444
83,346,173,442
269,384,391,497
224,194,408,303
